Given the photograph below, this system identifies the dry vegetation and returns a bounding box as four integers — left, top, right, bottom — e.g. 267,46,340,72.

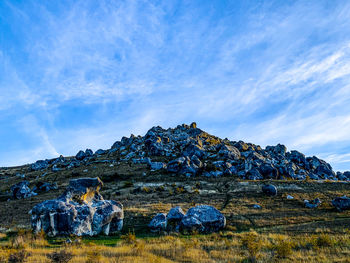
1,157,350,262
0,229,350,262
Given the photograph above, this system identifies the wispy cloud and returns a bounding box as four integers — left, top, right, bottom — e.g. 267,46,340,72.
1,0,350,170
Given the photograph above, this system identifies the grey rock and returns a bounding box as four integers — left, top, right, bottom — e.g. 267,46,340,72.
167,206,185,221
150,162,166,171
180,205,226,233
304,198,321,208
31,160,49,171
332,196,350,211
148,213,167,232
11,181,37,199
95,149,106,155
262,184,277,196
76,150,86,161
30,177,123,236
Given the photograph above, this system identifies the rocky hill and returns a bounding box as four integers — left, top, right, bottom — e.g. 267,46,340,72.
1,122,350,232
15,122,350,181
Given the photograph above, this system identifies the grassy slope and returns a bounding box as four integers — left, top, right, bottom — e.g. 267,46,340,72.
0,153,350,262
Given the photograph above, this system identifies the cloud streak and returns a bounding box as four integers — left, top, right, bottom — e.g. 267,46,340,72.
1,0,350,171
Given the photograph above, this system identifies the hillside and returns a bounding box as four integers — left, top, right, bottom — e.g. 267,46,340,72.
0,122,349,233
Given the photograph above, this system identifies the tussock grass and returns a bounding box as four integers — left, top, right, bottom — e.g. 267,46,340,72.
0,230,349,262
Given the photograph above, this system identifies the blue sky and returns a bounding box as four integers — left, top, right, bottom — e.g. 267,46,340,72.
1,0,350,171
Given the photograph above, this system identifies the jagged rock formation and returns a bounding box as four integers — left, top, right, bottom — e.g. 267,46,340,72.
27,122,349,181
149,205,226,233
29,177,123,236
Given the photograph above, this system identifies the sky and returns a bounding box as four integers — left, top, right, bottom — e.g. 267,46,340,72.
1,0,350,171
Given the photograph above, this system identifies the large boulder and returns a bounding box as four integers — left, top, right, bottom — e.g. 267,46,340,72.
29,177,123,236
148,213,167,232
332,196,350,211
180,205,226,233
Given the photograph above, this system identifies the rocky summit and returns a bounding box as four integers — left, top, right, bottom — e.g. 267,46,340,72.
25,122,349,182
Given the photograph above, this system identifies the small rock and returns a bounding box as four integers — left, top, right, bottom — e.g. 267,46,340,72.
304,198,321,208
286,195,294,200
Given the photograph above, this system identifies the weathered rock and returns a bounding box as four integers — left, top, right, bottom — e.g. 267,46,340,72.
150,162,166,171
148,213,167,232
11,181,37,199
29,177,123,236
167,206,185,221
332,196,350,211
31,160,49,171
259,164,278,179
180,205,226,233
304,198,321,208
76,150,86,161
262,184,277,196
95,149,106,155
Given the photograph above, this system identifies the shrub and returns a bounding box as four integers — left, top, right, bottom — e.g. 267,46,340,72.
273,238,294,258
86,247,101,263
8,250,30,263
313,234,335,248
120,232,137,245
47,250,73,263
240,231,262,262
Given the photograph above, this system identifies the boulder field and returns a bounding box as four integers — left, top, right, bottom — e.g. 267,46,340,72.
27,122,349,181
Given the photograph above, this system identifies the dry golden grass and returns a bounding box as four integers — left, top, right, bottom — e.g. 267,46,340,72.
0,230,349,263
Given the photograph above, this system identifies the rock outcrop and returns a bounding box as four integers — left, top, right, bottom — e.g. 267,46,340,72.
29,177,123,237
149,205,226,233
332,196,350,211
26,122,349,182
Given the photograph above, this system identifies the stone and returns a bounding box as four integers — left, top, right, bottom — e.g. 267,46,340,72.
259,164,278,179
286,195,294,200
31,160,49,171
11,181,37,199
75,150,86,161
150,162,166,171
252,204,262,209
304,198,321,208
262,184,277,196
29,177,123,236
331,196,350,211
167,206,185,221
167,157,186,173
180,205,226,233
95,149,106,155
148,213,167,232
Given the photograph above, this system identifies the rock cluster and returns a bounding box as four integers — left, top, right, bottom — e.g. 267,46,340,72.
29,177,123,237
332,196,350,211
10,181,37,199
149,205,226,233
28,123,349,181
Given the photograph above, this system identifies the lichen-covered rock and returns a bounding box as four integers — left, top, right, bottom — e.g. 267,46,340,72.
180,205,226,233
148,213,167,232
262,184,277,196
29,177,123,236
332,196,350,211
